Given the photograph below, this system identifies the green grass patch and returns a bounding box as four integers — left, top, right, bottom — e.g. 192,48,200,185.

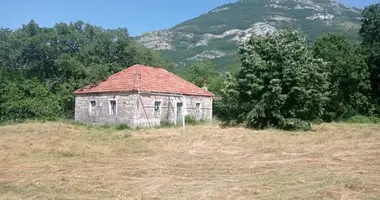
160,121,177,128
345,115,380,124
185,115,197,125
115,124,130,130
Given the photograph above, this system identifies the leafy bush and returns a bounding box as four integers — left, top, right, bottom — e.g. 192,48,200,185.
115,124,130,130
160,121,176,128
280,118,312,131
185,115,197,125
97,123,130,130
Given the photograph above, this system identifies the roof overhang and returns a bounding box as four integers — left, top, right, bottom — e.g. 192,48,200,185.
74,89,215,98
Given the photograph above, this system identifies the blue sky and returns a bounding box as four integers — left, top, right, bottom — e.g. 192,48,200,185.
0,0,379,36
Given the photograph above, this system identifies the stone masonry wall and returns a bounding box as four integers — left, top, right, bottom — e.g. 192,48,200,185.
134,93,213,128
74,92,137,125
74,92,212,128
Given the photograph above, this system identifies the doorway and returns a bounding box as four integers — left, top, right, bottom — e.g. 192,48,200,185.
176,102,183,124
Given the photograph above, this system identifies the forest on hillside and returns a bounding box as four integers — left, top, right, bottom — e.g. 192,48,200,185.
2,4,380,130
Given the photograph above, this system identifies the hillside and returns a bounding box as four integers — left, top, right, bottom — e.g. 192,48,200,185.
1,122,379,199
135,0,362,71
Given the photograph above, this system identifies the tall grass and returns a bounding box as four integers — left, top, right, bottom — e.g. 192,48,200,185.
345,115,380,124
0,122,379,199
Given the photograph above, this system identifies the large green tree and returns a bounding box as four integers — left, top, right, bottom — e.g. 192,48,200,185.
183,60,227,97
360,4,380,100
314,33,372,120
222,29,330,130
183,60,218,88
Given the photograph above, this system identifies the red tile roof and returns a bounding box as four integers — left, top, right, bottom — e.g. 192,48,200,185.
74,64,215,97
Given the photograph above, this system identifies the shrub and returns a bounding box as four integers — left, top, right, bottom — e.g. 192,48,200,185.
101,124,130,130
185,115,197,125
280,118,312,131
115,124,130,130
160,121,176,128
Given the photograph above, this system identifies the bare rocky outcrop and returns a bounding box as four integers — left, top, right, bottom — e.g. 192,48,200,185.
232,23,278,42
188,50,226,60
138,23,277,50
136,30,174,50
306,13,335,20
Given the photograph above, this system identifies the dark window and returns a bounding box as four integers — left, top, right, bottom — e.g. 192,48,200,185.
110,100,116,115
196,103,201,115
90,101,96,115
154,101,161,117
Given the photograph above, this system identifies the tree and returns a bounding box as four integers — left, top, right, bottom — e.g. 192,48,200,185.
0,20,172,122
214,72,240,123
183,60,218,88
0,71,61,122
359,4,380,101
314,33,372,120
223,29,330,130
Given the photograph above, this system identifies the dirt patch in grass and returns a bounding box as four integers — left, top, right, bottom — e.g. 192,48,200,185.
0,122,379,199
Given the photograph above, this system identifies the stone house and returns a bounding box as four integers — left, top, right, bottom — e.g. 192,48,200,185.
74,64,215,128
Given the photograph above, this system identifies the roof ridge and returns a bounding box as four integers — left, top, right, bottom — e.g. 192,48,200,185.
132,65,141,91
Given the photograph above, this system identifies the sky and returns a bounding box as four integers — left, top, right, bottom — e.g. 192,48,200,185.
0,0,379,36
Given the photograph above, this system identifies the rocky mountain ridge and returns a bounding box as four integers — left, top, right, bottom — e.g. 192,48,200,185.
135,0,362,70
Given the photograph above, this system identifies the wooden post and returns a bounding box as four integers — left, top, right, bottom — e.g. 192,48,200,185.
182,105,187,133
182,111,185,133
210,98,213,123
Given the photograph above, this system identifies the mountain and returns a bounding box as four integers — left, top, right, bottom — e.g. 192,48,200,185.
135,0,362,71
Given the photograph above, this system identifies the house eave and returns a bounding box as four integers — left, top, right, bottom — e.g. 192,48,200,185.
74,89,214,97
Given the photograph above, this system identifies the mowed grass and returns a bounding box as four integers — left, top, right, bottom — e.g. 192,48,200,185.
0,123,379,200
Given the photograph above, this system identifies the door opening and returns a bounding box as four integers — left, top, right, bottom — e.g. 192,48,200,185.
176,102,183,124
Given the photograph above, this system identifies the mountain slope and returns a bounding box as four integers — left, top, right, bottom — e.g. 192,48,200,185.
136,0,362,71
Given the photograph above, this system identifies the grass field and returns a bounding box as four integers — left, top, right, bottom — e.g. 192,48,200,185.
0,122,379,200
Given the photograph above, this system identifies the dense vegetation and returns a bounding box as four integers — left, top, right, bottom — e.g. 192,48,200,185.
0,21,172,122
209,4,380,130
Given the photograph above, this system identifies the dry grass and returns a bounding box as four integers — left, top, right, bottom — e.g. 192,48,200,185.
0,122,379,200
